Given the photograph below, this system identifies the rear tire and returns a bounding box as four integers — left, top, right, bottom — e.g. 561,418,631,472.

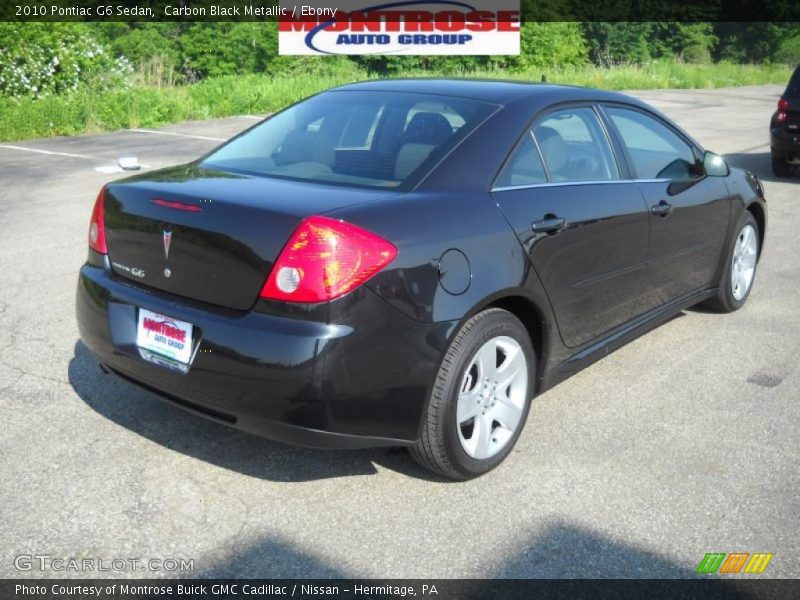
771,153,795,178
702,211,760,313
411,308,535,480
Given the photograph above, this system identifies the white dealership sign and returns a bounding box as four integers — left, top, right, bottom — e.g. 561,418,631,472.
278,1,520,56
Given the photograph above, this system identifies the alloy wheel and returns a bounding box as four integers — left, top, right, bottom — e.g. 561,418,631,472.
456,335,528,459
731,224,758,301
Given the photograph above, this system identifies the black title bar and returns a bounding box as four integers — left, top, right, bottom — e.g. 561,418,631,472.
2,579,800,600
2,0,800,22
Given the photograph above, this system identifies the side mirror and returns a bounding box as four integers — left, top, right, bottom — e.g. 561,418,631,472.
703,151,729,177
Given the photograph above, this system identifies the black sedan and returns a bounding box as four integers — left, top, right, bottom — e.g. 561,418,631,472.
770,65,800,177
77,79,766,479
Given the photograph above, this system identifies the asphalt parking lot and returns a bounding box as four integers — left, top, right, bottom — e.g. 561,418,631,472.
0,85,798,579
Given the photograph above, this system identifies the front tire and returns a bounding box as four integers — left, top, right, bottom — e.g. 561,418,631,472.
771,153,795,178
703,211,760,313
411,308,535,480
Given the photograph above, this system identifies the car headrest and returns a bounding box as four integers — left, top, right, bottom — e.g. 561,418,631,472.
275,129,335,167
403,112,453,145
535,125,568,175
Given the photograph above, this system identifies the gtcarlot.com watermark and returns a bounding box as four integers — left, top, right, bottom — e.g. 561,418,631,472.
14,554,194,573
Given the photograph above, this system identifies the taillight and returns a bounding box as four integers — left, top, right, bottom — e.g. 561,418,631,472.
88,186,107,254
777,111,788,123
778,97,789,111
260,216,397,303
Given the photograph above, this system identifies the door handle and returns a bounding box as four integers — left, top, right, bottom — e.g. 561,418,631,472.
531,217,567,234
651,200,672,216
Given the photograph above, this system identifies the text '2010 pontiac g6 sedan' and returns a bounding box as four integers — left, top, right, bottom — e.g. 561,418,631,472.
76,79,766,479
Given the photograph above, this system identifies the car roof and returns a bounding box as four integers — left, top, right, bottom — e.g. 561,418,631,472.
331,78,642,106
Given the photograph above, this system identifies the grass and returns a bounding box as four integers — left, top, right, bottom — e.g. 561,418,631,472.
0,61,792,142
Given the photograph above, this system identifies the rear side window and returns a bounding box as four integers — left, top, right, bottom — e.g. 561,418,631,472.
786,66,800,97
606,107,697,180
202,91,496,190
533,107,619,182
495,134,547,187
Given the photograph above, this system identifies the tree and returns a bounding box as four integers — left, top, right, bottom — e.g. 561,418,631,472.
179,23,277,80
583,23,653,65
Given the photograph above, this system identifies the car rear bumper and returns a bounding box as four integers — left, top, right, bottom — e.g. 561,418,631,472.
76,260,455,449
770,126,800,158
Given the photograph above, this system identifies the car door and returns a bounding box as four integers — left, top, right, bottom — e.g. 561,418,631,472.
491,105,651,349
602,105,731,311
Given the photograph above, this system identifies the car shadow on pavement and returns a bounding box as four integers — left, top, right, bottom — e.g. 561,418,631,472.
724,151,797,184
192,521,753,590
68,340,448,483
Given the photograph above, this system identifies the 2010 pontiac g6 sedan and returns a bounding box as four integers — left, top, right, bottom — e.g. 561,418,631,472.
77,79,767,479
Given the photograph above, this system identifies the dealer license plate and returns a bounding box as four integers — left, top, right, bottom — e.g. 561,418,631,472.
136,308,194,365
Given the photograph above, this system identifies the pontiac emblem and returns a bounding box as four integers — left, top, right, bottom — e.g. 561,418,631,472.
163,229,172,260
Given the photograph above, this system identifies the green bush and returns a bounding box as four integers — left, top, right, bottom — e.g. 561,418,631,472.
583,23,716,66
584,23,654,65
1,62,792,142
515,22,588,70
682,44,713,64
0,23,132,98
1,21,798,142
268,55,364,78
105,23,181,67
715,23,793,63
652,23,716,62
179,23,277,80
775,36,800,65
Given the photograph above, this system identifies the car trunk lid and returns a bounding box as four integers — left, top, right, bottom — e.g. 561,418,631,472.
103,164,396,310
784,100,800,133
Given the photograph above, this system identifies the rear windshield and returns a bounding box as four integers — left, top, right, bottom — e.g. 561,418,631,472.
786,66,800,97
201,90,496,189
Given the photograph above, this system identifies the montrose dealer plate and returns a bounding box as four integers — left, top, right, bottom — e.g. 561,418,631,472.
135,308,194,365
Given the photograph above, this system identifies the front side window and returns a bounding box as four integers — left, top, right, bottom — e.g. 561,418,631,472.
606,107,698,180
533,107,619,182
307,104,384,150
202,91,496,189
405,101,466,132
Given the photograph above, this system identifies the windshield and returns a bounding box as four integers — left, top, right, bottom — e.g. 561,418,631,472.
202,90,497,189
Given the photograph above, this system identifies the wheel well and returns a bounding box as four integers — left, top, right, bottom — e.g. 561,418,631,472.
746,203,766,258
488,296,546,388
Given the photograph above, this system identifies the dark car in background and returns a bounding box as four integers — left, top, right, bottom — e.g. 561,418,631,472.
77,80,767,479
771,65,800,177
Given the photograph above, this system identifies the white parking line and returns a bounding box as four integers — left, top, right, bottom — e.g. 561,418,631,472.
236,115,264,120
0,144,100,160
126,128,226,142
0,143,152,171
